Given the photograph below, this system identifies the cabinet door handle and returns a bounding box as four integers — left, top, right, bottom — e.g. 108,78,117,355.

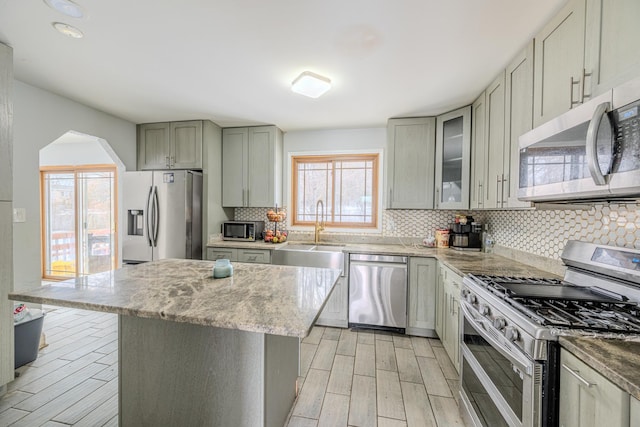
478,183,483,207
165,156,170,168
389,188,393,207
581,68,593,102
561,364,596,388
435,188,440,209
246,189,250,206
170,156,175,167
501,174,507,208
496,175,501,208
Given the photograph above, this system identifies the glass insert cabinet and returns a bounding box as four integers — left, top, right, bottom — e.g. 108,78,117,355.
435,106,472,210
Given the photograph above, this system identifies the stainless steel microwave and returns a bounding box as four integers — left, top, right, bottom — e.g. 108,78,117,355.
221,221,264,241
518,76,640,201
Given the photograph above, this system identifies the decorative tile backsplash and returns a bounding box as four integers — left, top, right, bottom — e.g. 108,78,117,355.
236,202,640,261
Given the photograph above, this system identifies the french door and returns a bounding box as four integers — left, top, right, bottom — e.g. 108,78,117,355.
41,166,117,279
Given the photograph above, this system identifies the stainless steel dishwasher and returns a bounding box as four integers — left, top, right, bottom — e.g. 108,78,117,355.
348,253,407,333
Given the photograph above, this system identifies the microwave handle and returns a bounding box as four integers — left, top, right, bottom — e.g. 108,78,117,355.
585,101,611,186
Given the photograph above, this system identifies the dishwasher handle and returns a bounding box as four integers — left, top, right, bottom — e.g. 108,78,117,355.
349,253,407,264
350,261,408,270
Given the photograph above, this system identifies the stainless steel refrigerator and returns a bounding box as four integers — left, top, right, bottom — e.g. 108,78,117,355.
123,170,202,264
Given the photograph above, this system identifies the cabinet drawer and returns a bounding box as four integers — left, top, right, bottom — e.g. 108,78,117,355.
206,248,238,261
237,249,271,264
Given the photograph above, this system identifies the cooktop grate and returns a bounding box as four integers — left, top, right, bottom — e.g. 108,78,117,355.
469,274,640,333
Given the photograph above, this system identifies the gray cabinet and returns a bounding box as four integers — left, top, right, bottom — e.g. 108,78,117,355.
435,106,472,210
222,126,283,208
206,247,271,264
631,396,640,424
316,275,348,328
470,93,486,210
485,71,507,209
560,349,630,427
437,263,461,373
533,0,586,127
585,0,640,98
407,257,437,337
386,117,436,209
504,41,534,209
137,120,203,170
0,43,13,387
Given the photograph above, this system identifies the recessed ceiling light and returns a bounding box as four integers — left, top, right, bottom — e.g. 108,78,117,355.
44,0,84,18
291,71,332,98
52,22,84,38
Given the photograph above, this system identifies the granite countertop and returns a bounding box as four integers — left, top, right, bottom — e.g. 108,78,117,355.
559,336,640,401
208,240,561,279
9,259,341,339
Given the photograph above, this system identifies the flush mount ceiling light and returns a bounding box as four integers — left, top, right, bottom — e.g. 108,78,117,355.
44,0,84,18
291,71,332,98
52,22,84,38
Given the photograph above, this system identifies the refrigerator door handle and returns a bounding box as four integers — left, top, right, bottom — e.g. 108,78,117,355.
152,186,160,247
146,186,154,247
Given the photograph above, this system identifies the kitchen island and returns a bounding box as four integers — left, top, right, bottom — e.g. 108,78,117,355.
10,259,342,427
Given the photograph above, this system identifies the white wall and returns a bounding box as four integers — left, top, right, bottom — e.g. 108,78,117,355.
13,81,136,290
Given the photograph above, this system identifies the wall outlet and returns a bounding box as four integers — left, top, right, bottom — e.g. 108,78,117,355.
13,208,26,223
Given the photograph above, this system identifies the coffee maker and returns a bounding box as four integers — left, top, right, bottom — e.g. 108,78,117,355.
450,221,482,251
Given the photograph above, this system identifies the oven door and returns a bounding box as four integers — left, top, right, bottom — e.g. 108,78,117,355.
459,302,542,427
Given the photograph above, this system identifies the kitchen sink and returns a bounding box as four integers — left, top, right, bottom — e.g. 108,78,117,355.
272,243,345,271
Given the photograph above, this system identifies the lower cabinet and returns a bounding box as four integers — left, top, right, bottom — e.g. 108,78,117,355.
206,247,271,264
407,257,437,337
631,396,640,423
315,275,348,328
560,349,630,427
436,263,462,373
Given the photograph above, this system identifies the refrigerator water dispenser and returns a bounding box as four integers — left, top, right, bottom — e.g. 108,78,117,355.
127,210,144,236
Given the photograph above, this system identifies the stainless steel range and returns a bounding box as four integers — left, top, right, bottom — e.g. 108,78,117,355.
459,240,640,427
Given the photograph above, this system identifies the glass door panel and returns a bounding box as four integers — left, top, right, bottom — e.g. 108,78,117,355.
43,173,76,278
42,167,116,279
78,171,116,275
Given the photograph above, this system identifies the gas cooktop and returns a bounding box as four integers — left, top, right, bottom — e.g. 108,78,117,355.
468,274,640,334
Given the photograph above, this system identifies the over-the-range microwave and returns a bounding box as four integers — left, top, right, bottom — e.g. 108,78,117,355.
518,76,640,201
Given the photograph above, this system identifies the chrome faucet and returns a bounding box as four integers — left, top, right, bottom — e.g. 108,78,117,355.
314,199,325,244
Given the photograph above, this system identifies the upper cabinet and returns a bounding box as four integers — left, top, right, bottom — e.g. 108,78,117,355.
504,41,534,209
484,71,507,209
435,106,471,210
222,126,283,208
470,93,486,210
533,0,586,127
386,117,436,209
137,120,203,170
584,0,640,97
533,0,640,127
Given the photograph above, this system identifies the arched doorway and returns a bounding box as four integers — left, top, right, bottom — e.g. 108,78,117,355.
39,131,125,279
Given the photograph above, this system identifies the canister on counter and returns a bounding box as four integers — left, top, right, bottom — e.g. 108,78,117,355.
435,228,450,248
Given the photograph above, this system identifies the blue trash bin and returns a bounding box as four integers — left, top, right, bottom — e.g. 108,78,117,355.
14,309,45,368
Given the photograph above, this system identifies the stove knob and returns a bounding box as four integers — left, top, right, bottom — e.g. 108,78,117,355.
479,304,490,316
504,326,519,342
493,317,506,330
466,293,477,304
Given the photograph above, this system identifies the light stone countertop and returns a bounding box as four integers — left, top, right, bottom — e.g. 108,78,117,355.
9,259,341,339
208,240,561,279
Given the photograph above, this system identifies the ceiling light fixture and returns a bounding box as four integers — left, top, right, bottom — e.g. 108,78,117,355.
52,22,84,38
291,71,332,98
44,0,84,18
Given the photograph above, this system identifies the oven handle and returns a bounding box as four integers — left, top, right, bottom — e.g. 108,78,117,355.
585,101,611,186
460,301,533,376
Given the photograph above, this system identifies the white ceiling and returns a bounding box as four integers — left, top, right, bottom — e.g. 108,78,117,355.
0,0,566,131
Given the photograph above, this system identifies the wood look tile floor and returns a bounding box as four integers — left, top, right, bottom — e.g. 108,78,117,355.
1,306,468,427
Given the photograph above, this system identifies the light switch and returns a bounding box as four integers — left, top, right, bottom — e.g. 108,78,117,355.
13,208,26,223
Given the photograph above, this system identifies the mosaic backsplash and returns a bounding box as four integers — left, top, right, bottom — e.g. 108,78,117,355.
235,202,640,261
